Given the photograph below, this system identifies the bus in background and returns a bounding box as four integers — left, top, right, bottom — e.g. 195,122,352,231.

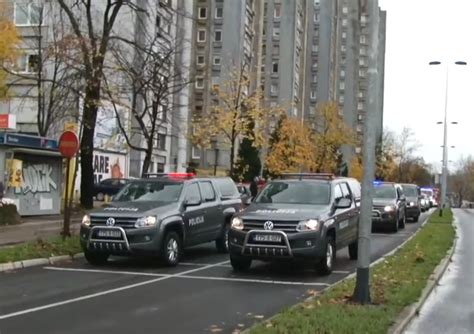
420,187,438,208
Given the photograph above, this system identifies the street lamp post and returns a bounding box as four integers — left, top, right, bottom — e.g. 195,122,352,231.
429,61,467,216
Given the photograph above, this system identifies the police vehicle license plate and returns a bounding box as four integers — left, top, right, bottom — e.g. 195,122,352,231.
97,230,121,238
253,234,282,242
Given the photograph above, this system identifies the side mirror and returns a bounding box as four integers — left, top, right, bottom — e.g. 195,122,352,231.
184,197,201,207
336,198,352,209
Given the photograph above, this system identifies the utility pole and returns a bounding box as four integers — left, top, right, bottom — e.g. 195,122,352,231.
353,0,379,304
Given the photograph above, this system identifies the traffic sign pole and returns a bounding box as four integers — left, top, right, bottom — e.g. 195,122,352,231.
58,131,80,238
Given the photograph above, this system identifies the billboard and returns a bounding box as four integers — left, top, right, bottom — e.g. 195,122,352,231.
79,98,130,154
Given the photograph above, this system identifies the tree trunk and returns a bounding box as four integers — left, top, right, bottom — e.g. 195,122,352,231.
141,147,153,177
80,87,100,209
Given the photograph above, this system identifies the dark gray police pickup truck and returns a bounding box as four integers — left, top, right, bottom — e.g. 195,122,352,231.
228,174,361,275
80,173,242,266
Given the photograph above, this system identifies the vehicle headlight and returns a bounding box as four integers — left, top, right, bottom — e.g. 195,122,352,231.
135,216,158,228
82,214,91,227
384,205,396,212
296,219,320,232
231,217,244,230
410,201,415,207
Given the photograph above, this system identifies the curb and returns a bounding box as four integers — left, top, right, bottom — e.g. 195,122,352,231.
388,215,458,334
241,211,436,334
0,253,85,273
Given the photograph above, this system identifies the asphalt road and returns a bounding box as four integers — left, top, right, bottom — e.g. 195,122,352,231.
405,209,474,334
0,210,431,334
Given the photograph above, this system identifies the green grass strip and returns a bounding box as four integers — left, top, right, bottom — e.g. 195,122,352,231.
0,236,81,264
251,209,455,334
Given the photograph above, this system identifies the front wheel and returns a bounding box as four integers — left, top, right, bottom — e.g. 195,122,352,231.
317,236,335,275
84,251,109,265
230,255,252,272
160,231,181,267
348,240,358,260
215,223,230,253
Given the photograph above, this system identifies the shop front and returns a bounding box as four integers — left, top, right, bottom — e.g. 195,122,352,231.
0,133,62,216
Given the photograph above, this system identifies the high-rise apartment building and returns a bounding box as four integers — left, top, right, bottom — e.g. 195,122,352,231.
171,0,387,173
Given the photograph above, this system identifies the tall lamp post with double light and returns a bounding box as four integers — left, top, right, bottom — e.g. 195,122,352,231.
429,60,467,216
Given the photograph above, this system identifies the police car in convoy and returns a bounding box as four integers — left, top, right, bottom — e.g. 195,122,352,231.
228,173,361,275
80,173,242,266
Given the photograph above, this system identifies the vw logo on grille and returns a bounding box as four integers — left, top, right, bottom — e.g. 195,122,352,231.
106,217,116,226
264,221,274,230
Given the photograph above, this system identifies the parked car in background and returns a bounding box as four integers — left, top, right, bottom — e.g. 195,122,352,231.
372,181,407,232
401,183,421,222
93,178,130,201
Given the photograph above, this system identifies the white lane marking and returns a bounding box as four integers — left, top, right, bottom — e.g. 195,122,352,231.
43,266,169,277
43,266,329,286
179,262,232,268
176,275,330,287
332,270,351,274
0,260,229,320
372,233,411,237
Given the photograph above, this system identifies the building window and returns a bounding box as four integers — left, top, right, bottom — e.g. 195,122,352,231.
198,7,207,19
215,7,223,18
272,61,279,73
195,76,205,89
273,27,280,37
339,82,345,90
341,45,347,52
312,74,317,83
359,69,366,77
14,3,42,26
310,90,317,100
357,102,364,110
192,147,201,159
355,147,361,154
17,54,39,73
274,4,281,18
342,18,348,26
312,61,318,69
196,55,205,65
360,35,367,44
157,133,167,150
358,114,363,121
313,13,319,23
312,44,318,53
339,95,345,104
270,84,278,95
342,31,347,39
213,56,221,66
340,69,345,77
342,6,348,14
214,30,222,42
197,29,206,42
273,45,280,55
263,3,268,17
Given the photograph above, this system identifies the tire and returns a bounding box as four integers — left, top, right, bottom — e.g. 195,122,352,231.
230,255,252,272
399,213,406,229
317,236,335,275
392,218,399,233
96,192,105,201
84,251,109,265
160,231,181,267
215,222,230,253
348,240,358,260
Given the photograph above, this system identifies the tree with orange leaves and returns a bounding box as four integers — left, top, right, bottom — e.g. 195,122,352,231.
0,3,20,98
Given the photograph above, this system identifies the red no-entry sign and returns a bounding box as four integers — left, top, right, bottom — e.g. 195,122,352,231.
59,131,80,158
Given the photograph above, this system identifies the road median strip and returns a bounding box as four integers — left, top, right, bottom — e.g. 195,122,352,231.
245,209,455,334
0,236,82,272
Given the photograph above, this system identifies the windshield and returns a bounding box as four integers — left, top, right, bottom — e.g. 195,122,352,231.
373,184,397,199
255,181,330,205
421,190,433,197
402,186,418,197
114,181,183,202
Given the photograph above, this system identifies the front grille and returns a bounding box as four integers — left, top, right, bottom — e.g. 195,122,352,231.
243,220,298,233
90,216,138,229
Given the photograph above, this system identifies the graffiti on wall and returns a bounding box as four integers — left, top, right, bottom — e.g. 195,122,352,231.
8,160,58,195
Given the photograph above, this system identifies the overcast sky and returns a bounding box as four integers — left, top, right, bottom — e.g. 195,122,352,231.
379,0,474,173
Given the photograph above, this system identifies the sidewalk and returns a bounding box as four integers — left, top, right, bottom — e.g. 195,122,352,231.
405,209,474,334
0,214,82,248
